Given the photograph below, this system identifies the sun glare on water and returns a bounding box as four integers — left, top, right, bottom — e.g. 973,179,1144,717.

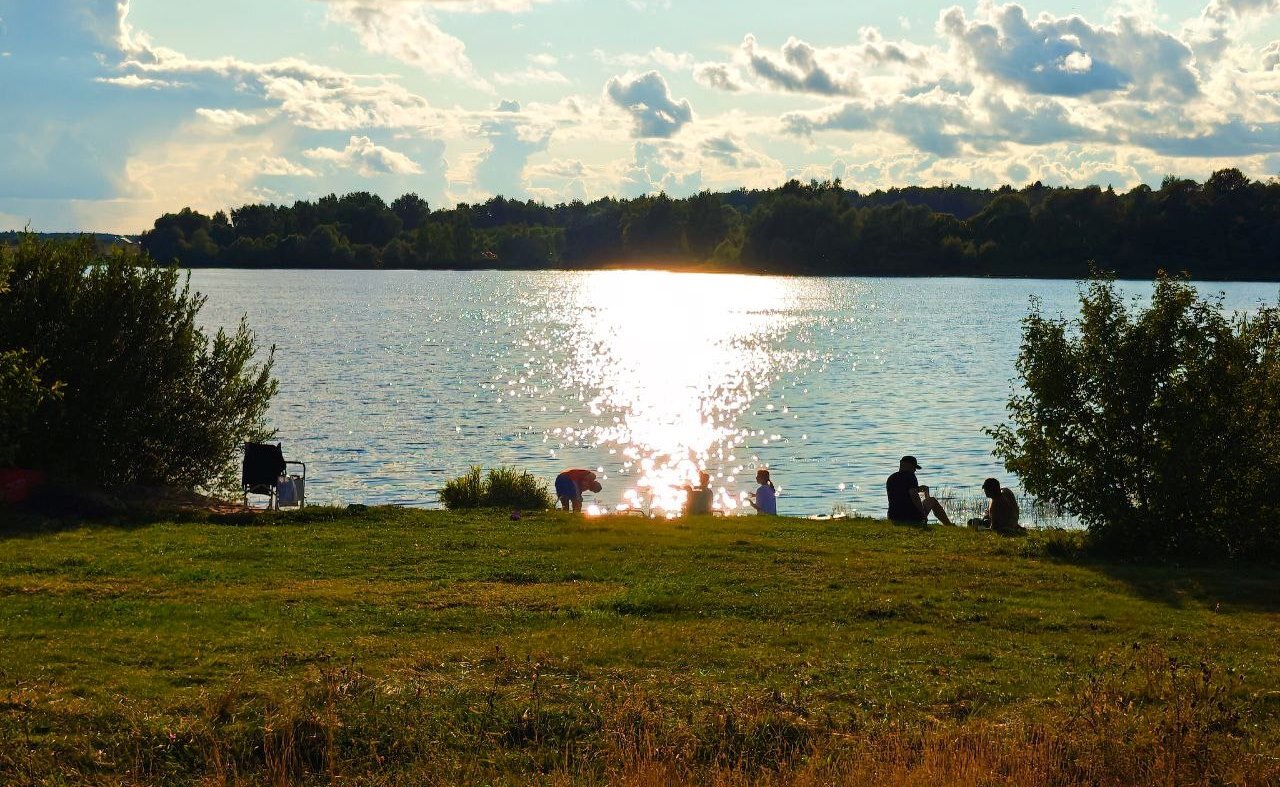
539,271,812,516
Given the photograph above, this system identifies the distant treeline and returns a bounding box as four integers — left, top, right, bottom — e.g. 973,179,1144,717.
139,168,1280,279
0,232,135,250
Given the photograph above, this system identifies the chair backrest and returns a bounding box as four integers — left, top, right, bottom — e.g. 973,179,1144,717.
243,443,286,487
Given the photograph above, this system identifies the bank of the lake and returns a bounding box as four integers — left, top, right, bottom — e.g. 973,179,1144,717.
3,507,1277,784
190,269,1280,521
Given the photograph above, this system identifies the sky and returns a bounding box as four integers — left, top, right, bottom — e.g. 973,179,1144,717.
1,1,1279,233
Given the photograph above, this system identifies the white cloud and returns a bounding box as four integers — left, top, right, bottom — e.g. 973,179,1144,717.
304,135,423,176
593,47,695,71
325,1,488,88
493,67,570,86
195,108,265,129
620,141,701,196
95,74,183,89
255,155,317,177
939,4,1199,99
1062,51,1094,73
693,62,743,92
471,101,552,197
1264,41,1280,70
740,34,862,96
604,71,693,138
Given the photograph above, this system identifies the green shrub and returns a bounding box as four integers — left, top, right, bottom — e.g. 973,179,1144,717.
440,466,485,509
0,235,277,492
439,466,552,510
485,466,554,509
989,272,1280,559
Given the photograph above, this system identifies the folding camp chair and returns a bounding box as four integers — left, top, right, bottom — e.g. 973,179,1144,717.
242,442,306,509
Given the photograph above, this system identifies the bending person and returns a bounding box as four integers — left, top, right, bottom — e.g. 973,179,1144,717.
554,468,602,513
886,455,954,525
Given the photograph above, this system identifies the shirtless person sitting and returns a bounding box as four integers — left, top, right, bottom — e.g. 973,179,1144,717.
977,477,1025,535
886,455,954,525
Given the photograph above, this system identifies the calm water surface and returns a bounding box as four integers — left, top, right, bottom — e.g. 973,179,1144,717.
190,270,1280,521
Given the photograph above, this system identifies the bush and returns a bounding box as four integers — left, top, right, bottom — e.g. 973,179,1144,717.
440,466,553,510
989,272,1280,559
0,235,277,493
439,466,485,509
0,352,61,470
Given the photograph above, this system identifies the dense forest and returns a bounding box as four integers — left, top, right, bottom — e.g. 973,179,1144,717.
137,168,1280,279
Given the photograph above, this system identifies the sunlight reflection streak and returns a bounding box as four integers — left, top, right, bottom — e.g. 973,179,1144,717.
540,271,814,515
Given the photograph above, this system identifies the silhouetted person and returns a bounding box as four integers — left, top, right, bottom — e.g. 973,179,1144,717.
684,470,713,516
555,468,601,513
886,455,953,525
980,477,1025,535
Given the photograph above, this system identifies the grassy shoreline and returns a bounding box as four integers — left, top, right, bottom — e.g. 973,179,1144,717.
2,506,1278,784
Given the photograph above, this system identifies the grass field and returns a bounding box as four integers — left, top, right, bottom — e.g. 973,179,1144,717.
1,506,1278,785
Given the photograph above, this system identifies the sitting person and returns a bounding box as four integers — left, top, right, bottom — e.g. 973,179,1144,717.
748,468,777,515
684,470,714,516
554,468,602,513
886,455,954,525
973,477,1025,535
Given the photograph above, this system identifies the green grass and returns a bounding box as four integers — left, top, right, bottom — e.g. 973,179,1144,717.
1,507,1278,784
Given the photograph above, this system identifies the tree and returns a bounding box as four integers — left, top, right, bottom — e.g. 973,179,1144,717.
989,273,1280,559
391,193,431,232
683,191,734,260
0,236,277,492
338,192,402,246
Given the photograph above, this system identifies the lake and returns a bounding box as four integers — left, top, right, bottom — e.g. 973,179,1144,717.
189,270,1280,522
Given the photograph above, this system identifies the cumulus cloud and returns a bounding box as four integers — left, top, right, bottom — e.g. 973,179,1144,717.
620,141,701,196
695,29,932,97
604,71,693,138
1264,41,1280,70
741,34,861,96
195,108,265,129
472,100,552,197
304,135,424,176
256,155,318,177
701,134,746,165
325,1,486,87
493,67,570,86
783,88,1092,158
95,74,183,89
256,74,437,130
693,62,743,92
939,3,1199,99
593,47,695,71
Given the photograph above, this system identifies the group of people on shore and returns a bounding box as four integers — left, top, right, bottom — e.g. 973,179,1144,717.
553,456,1023,534
886,455,1025,535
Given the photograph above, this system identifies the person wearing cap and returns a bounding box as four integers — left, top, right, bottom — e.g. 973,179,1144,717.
554,468,602,512
886,455,954,525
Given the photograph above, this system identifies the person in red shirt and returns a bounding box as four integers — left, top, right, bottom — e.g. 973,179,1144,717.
554,468,602,512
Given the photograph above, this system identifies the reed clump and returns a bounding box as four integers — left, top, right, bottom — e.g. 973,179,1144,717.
439,465,553,510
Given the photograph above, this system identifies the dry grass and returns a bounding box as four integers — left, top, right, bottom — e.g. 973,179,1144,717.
2,645,1275,785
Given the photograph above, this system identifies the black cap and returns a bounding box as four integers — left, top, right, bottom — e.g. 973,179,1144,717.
901,455,922,469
